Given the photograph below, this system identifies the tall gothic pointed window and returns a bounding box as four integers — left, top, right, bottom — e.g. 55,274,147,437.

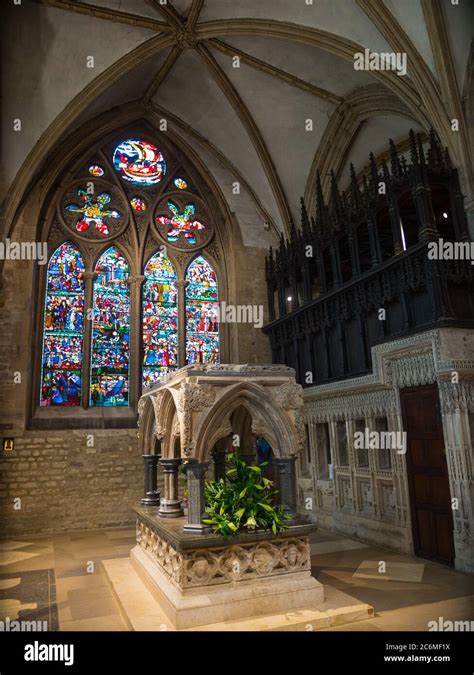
142,252,178,387
40,243,85,406
36,133,223,423
90,247,130,407
185,256,219,365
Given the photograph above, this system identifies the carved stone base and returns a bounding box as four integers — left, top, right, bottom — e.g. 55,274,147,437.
158,499,184,518
103,556,374,631
141,494,160,507
131,545,324,629
133,507,324,628
182,522,210,533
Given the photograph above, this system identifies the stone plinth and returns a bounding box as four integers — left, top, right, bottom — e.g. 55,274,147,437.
132,506,324,629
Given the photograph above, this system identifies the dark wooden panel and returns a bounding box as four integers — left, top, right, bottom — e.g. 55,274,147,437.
416,509,435,557
401,384,455,566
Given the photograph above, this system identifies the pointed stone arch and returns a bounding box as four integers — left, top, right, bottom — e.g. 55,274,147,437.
193,380,300,462
137,395,155,455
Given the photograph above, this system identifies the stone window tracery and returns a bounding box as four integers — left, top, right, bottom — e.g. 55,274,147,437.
36,130,223,420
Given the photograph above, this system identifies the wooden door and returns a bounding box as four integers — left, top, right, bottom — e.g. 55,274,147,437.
400,384,455,566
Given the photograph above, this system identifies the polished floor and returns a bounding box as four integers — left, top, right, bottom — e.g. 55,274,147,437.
0,527,472,631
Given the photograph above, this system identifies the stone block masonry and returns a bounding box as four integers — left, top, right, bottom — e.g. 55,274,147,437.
0,430,163,537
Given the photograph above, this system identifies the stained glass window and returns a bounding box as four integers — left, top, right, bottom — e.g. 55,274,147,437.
40,243,85,406
185,256,219,365
156,201,205,245
142,253,178,388
89,165,104,177
174,177,188,190
130,197,146,212
113,139,165,185
65,188,120,236
90,247,130,406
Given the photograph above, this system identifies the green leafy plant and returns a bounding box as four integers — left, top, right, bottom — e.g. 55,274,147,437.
203,452,289,537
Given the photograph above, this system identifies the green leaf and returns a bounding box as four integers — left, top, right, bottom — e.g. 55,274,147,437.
258,503,274,512
204,450,284,536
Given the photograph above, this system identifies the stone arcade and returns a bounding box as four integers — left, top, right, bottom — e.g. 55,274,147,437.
103,365,373,630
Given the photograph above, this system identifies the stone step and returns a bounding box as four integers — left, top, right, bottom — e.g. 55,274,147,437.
102,557,374,632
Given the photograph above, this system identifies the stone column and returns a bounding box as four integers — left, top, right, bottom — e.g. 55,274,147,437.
274,456,298,519
177,279,187,367
81,271,96,409
158,458,184,518
240,452,256,466
127,275,145,410
141,454,160,507
183,461,210,533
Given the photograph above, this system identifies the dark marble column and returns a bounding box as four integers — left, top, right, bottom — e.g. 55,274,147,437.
141,454,160,507
274,456,298,519
183,461,210,533
158,458,184,518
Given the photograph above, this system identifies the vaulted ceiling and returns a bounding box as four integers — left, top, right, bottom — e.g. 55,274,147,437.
2,0,472,247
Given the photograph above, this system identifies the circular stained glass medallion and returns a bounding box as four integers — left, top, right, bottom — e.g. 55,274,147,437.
89,165,104,177
174,177,188,190
113,139,165,186
130,197,146,212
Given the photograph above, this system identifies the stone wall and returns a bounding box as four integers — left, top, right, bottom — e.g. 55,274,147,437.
0,430,151,537
299,328,474,573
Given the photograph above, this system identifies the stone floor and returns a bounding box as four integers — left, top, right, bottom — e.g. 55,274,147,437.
0,527,472,631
